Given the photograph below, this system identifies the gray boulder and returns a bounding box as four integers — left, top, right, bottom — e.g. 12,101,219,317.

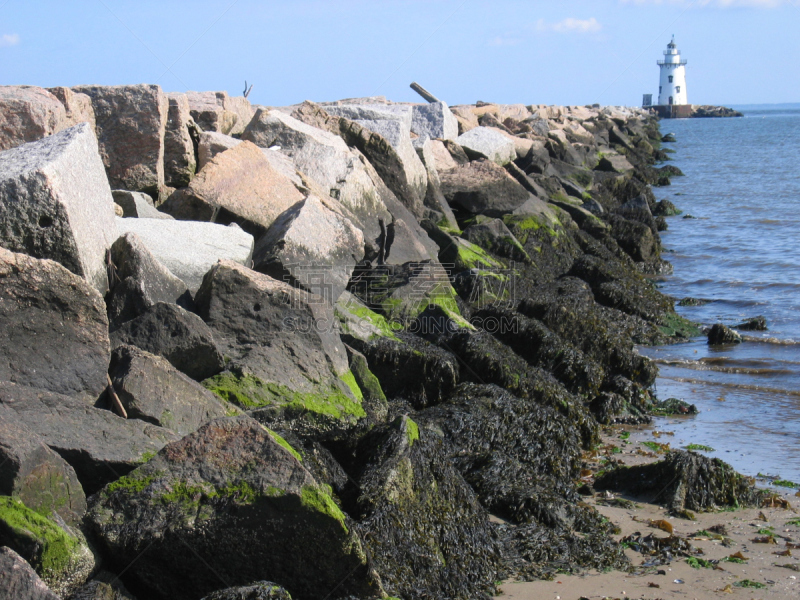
0,403,86,526
87,416,380,600
0,86,67,151
253,195,364,304
160,141,304,236
72,84,168,195
0,122,118,292
106,232,191,329
111,190,171,219
411,101,459,141
0,381,180,495
596,152,634,174
243,109,391,236
115,217,254,292
455,127,516,166
110,302,225,382
46,87,95,130
0,497,96,597
109,345,232,435
197,130,240,170
439,158,530,216
195,262,366,438
185,91,239,135
416,139,458,229
0,546,61,600
163,92,197,188
0,248,109,401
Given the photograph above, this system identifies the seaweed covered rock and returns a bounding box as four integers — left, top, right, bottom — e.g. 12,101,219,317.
0,404,86,526
439,330,598,447
345,416,500,600
87,417,380,600
707,323,742,345
595,450,761,514
70,570,138,600
108,345,232,435
0,545,61,600
0,248,110,401
0,382,179,495
201,582,292,600
0,497,96,598
110,302,225,382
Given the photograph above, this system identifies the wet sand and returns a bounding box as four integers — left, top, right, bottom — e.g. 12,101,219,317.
496,428,800,600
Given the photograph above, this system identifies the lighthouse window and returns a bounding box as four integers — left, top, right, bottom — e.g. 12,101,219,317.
668,76,673,83
659,86,662,94
676,86,681,93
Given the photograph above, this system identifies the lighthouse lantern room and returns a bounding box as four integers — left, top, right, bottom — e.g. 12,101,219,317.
657,36,688,106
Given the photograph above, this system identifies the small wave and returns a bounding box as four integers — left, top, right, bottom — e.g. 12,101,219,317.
655,358,794,376
741,334,800,346
659,376,800,397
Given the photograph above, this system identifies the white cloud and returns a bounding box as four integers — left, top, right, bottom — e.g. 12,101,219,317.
621,0,788,7
0,34,20,47
536,17,603,34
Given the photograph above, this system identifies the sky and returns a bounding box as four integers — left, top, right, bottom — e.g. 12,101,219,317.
1,0,798,108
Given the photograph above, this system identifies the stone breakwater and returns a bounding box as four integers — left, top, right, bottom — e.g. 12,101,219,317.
0,84,763,600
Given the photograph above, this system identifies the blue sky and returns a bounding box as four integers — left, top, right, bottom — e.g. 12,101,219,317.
1,0,798,107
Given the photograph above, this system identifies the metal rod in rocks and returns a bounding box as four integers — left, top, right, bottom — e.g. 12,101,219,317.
410,82,440,103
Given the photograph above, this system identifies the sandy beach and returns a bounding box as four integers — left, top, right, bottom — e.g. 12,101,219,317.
498,426,800,600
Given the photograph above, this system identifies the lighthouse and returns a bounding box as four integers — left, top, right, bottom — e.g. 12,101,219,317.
658,36,688,106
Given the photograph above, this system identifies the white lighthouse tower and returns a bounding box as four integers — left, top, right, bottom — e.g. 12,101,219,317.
657,36,688,106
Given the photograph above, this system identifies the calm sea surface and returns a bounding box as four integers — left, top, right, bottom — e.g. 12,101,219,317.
637,105,800,489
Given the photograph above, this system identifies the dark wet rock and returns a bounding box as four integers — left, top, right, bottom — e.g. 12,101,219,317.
72,84,168,195
517,277,658,388
344,415,500,600
0,545,61,600
473,307,603,397
160,141,304,237
69,570,138,600
0,381,179,495
107,233,192,330
344,333,459,409
661,133,676,143
655,216,668,231
0,122,117,293
568,255,673,322
734,316,767,331
0,496,96,598
439,159,530,217
87,416,380,600
108,345,232,435
252,194,364,304
348,261,460,325
678,297,710,307
690,105,743,119
0,404,86,526
0,248,110,401
652,397,698,415
707,323,742,345
607,214,659,263
344,346,388,422
595,450,761,514
439,330,598,446
461,217,529,263
110,302,225,382
657,164,684,178
595,153,634,174
200,582,292,600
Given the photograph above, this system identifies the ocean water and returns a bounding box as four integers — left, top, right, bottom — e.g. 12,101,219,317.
637,105,800,489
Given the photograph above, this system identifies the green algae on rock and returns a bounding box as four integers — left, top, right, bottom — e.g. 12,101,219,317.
0,496,96,597
87,416,381,600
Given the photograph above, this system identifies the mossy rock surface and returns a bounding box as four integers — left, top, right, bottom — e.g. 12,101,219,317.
87,416,381,600
0,496,95,597
343,416,501,600
200,581,293,599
